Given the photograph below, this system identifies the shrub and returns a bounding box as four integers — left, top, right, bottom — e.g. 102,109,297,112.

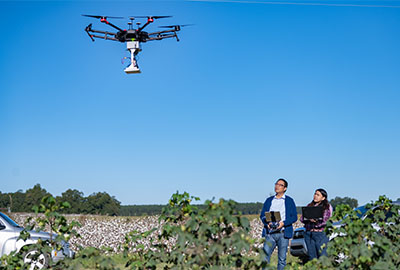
288,195,400,270
124,191,268,269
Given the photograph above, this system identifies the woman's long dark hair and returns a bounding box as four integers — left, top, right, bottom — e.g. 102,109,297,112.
307,188,330,210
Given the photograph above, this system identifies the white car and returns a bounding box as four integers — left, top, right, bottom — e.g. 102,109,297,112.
0,212,75,269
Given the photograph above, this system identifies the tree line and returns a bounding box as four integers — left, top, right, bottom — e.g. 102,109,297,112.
2,184,385,216
121,198,361,216
121,202,266,216
0,184,120,216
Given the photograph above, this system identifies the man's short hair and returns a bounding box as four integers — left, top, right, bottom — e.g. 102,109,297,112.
277,178,288,188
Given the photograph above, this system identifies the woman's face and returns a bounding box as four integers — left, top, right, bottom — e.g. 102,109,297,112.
313,191,326,204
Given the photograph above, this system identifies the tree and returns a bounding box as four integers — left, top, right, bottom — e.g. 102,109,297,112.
21,184,51,212
9,190,25,212
0,192,6,208
0,193,13,212
86,192,121,215
330,196,358,209
56,189,86,214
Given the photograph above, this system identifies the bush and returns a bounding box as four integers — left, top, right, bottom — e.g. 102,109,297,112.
288,195,400,270
123,191,268,269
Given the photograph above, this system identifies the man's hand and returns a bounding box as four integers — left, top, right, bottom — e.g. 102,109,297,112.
310,219,317,223
277,221,284,230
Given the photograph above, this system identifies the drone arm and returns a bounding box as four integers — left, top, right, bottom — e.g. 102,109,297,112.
88,28,117,36
147,30,180,41
86,31,95,41
90,33,119,41
147,34,179,41
85,24,95,41
85,25,119,41
148,29,176,35
138,17,158,32
100,18,124,32
138,21,152,32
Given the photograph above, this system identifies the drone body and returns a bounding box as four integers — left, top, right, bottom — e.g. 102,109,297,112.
83,15,187,74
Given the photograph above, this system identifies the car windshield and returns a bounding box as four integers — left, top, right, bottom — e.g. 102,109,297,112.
0,212,21,227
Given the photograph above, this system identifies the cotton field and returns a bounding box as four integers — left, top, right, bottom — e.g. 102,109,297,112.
9,213,303,252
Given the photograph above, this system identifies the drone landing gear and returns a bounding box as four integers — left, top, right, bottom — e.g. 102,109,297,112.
124,41,141,74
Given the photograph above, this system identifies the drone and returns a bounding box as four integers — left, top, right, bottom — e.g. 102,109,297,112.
83,15,189,74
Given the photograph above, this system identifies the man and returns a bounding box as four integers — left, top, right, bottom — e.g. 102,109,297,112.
260,178,297,270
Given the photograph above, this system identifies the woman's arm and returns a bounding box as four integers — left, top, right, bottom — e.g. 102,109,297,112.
314,206,332,228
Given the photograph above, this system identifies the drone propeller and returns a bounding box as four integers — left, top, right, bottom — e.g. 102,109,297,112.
82,14,125,32
82,14,124,19
131,15,172,23
159,24,193,31
132,15,172,19
159,24,193,28
129,16,173,32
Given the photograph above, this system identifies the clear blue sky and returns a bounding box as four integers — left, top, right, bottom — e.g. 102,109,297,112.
1,0,399,206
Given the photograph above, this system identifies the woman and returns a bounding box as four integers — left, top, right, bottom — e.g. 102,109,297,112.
301,188,333,260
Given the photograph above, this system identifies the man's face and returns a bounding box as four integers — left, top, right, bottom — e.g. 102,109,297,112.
274,180,287,194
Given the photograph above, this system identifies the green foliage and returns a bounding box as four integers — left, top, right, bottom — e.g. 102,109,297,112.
234,202,264,215
1,193,399,270
55,189,86,214
3,185,263,216
330,196,358,210
120,204,167,216
31,196,81,244
288,195,400,270
85,192,121,216
327,195,399,270
62,247,121,270
23,185,51,213
120,202,264,217
2,191,267,269
1,184,120,215
123,191,267,269
0,250,25,270
0,184,50,213
123,229,159,269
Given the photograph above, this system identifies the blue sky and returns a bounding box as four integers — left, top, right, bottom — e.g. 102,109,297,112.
1,0,399,206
